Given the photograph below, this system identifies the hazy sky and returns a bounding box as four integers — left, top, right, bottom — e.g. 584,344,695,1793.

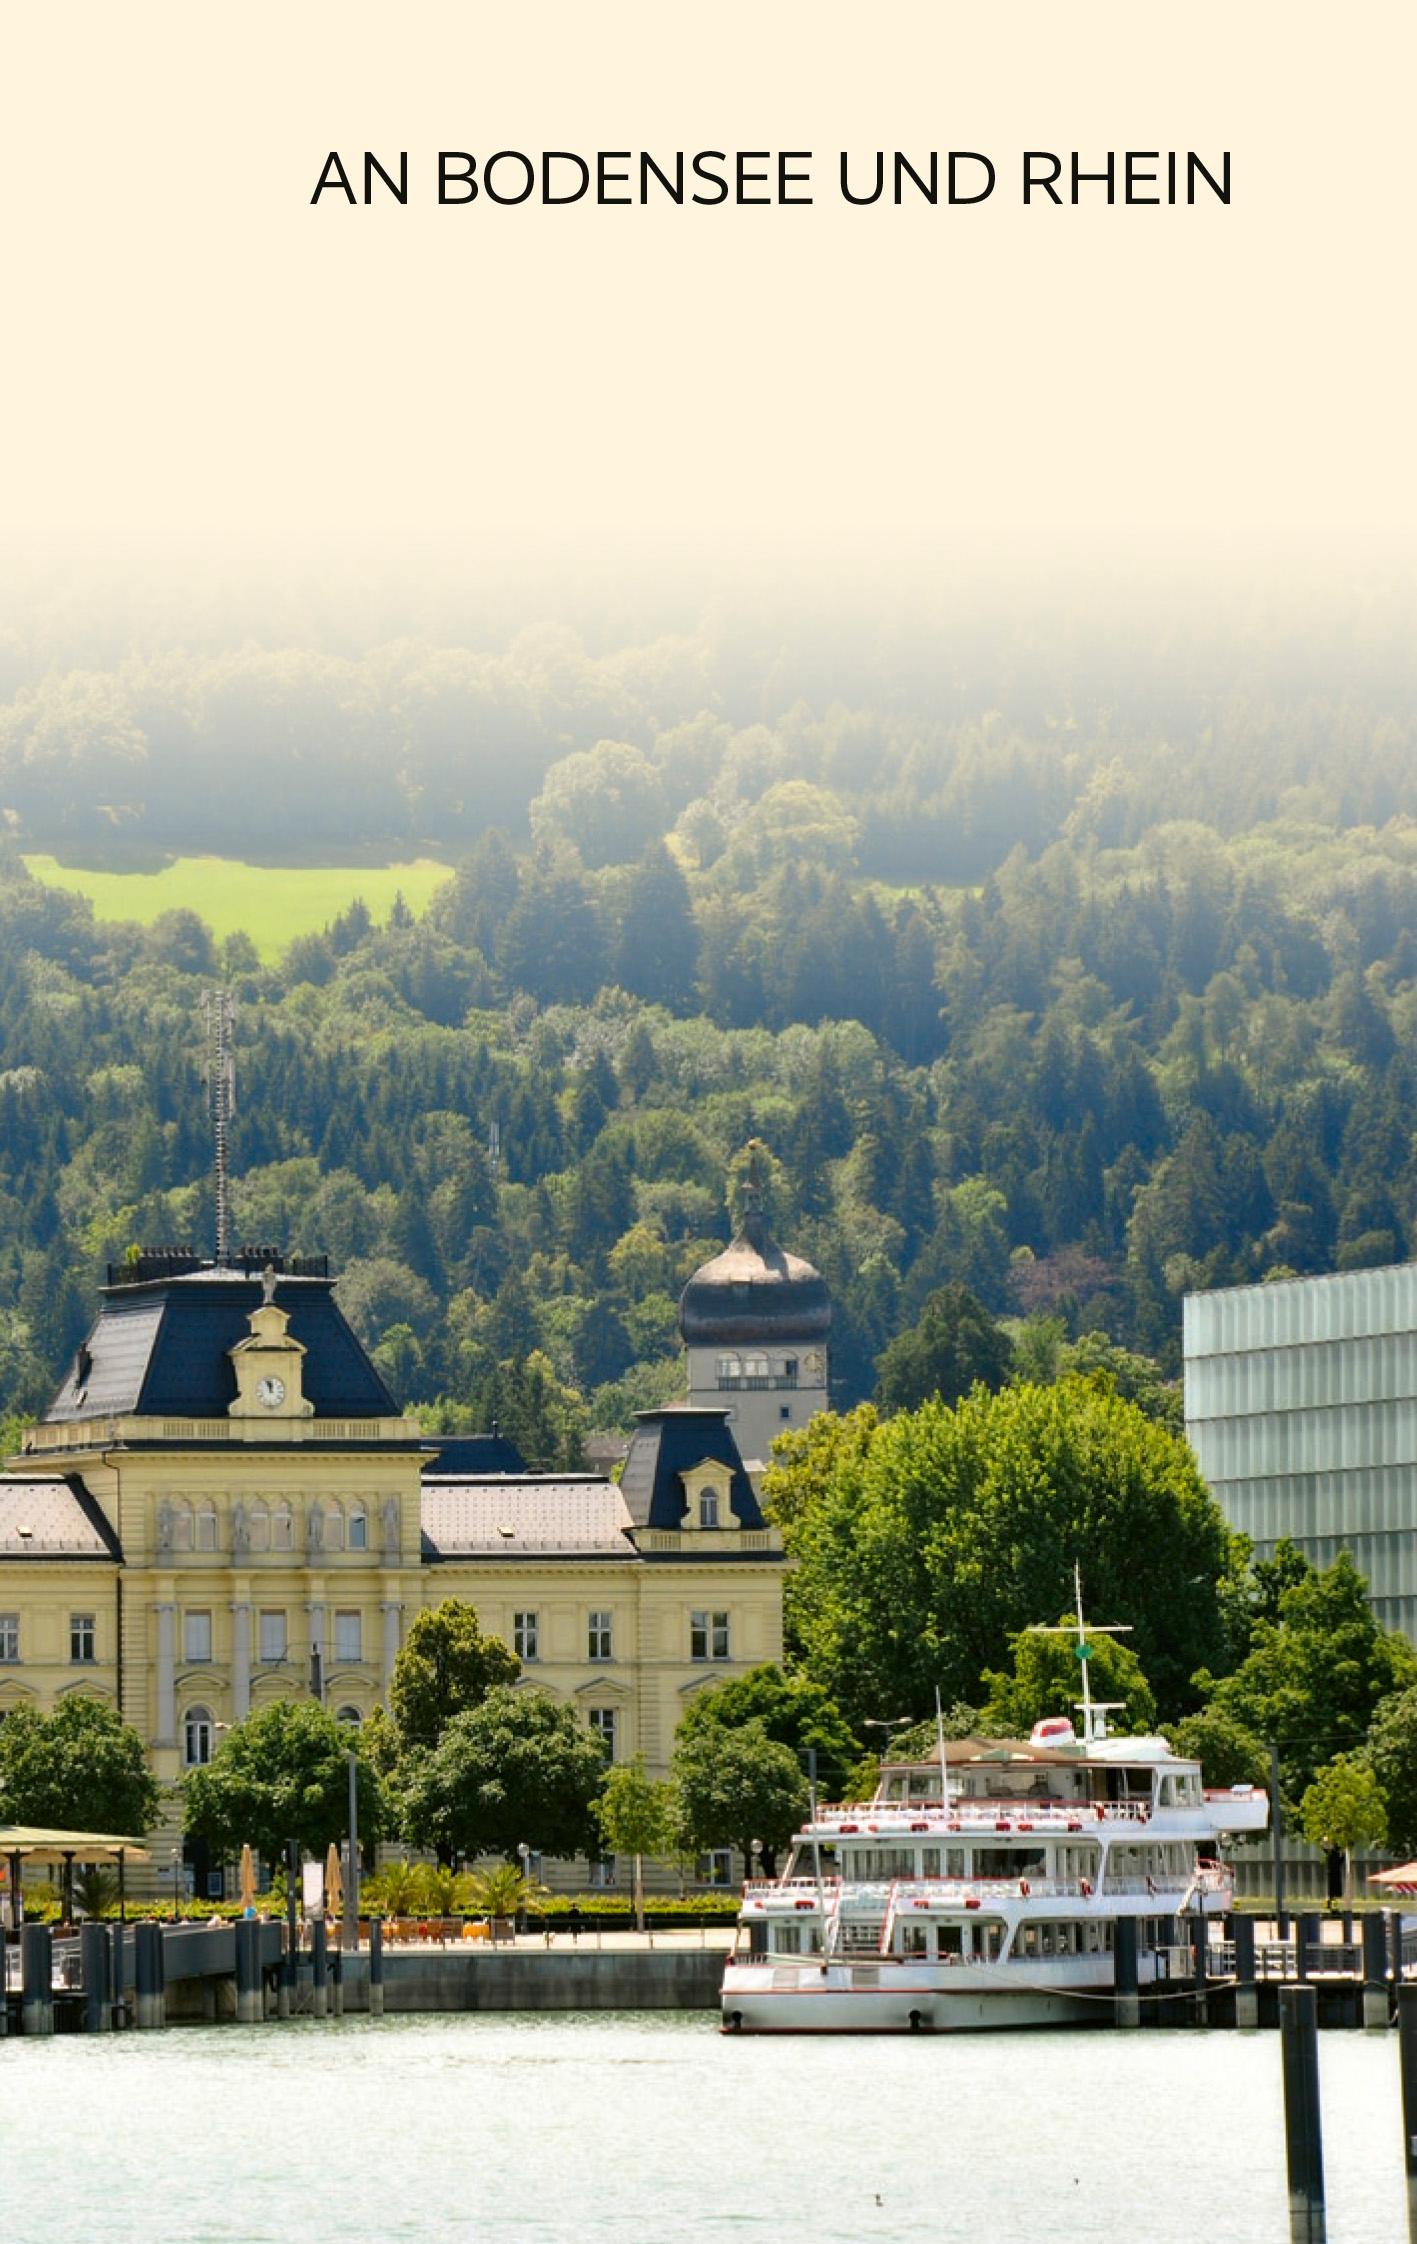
6,3,1415,550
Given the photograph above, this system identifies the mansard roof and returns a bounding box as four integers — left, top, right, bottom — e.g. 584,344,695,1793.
0,1474,122,1560
421,1476,635,1560
618,1405,765,1531
43,1268,399,1425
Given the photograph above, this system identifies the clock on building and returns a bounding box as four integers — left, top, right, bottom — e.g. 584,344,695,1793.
256,1374,287,1409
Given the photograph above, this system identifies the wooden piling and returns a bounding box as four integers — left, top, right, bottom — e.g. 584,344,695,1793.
1363,1911,1390,2033
311,1916,328,2019
330,1931,344,2018
369,1915,384,2017
21,1924,53,2037
1280,1984,1326,2242
1113,1913,1140,2028
235,1917,262,2026
1233,1911,1258,2030
1398,1984,1417,2242
134,1919,164,2031
81,1922,110,2033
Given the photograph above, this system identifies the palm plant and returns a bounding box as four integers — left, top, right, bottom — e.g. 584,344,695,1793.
364,1857,423,1917
464,1864,548,1921
415,1862,463,1915
73,1865,119,1918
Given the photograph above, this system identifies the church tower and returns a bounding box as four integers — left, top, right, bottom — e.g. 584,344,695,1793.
677,1147,831,1473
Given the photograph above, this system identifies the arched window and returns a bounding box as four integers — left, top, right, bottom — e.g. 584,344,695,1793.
170,1503,193,1552
348,1507,368,1551
247,1502,270,1553
336,1704,362,1728
194,1504,218,1553
184,1706,214,1767
743,1352,769,1381
323,1505,345,1552
271,1504,293,1552
716,1355,742,1385
699,1489,720,1529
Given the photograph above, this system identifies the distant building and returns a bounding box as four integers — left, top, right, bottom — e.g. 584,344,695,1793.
1184,1262,1417,1642
0,1253,784,1895
678,1164,831,1473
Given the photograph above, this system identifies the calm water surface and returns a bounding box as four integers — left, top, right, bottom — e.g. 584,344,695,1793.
0,2013,1407,2244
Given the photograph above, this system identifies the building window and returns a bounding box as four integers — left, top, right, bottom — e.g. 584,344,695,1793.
348,1508,368,1551
514,1611,539,1661
336,1704,362,1728
170,1505,193,1552
247,1503,270,1552
587,1856,617,1889
334,1610,362,1663
690,1610,731,1662
271,1503,294,1551
587,1706,618,1759
184,1610,213,1664
194,1505,218,1552
0,1613,19,1662
716,1355,743,1385
70,1614,96,1664
780,1356,798,1386
696,1849,734,1887
587,1610,613,1662
698,1488,720,1529
258,1610,287,1664
324,1506,345,1552
184,1706,214,1766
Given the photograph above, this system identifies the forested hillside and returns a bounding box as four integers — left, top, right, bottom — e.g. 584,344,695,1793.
3,569,1417,1451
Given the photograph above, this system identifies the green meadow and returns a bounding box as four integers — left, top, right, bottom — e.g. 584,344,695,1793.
22,855,456,963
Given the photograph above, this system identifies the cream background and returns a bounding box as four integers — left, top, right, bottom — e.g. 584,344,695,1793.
4,3,1414,540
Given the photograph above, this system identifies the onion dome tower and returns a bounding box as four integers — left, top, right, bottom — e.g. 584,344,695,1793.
677,1145,831,1472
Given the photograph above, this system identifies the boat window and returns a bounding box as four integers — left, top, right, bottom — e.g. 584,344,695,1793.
899,1925,928,1957
938,1923,964,1958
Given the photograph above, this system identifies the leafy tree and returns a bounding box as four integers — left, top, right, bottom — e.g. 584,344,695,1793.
596,1756,674,1929
769,1379,1235,1732
674,1663,859,1798
0,1697,161,1835
400,1686,607,1863
389,1599,521,1752
979,1618,1157,1737
875,1283,1015,1413
1165,1706,1269,1792
182,1699,383,1863
1198,1546,1417,1803
671,1717,808,1877
1299,1754,1388,1903
1363,1687,1417,1856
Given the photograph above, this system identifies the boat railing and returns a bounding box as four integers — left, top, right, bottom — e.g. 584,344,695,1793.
816,1800,1151,1830
741,1877,840,1899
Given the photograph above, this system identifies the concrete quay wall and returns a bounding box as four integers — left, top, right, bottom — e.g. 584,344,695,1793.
348,1946,723,2013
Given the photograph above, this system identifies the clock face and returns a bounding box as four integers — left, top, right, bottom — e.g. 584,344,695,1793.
256,1374,287,1410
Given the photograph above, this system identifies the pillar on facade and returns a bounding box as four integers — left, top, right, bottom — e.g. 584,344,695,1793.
231,1601,251,1719
155,1602,176,1745
381,1599,402,1693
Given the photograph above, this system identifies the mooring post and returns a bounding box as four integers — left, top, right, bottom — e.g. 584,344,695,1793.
110,1924,127,2029
1363,1911,1390,2034
1113,1913,1140,2029
21,1923,53,2037
1280,1984,1326,2242
1233,1911,1259,2030
1394,1910,1409,2001
280,1838,297,2020
134,1918,164,2031
1398,1983,1417,2243
330,1929,344,2018
368,1914,384,2017
311,1915,328,2019
235,1916,262,2026
81,1921,110,2033
1192,1910,1209,2024
1295,1911,1319,1985
0,1936,7,2038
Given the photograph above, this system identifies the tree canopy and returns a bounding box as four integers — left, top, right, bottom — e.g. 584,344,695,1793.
670,1717,808,1874
673,1663,860,1797
182,1699,383,1862
399,1685,607,1863
765,1378,1236,1731
0,1696,160,1836
875,1283,1015,1414
389,1599,521,1751
979,1618,1157,1738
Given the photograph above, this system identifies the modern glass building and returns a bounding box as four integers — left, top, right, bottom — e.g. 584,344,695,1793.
1184,1262,1417,1643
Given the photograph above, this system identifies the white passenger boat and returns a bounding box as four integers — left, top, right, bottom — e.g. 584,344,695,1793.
721,1599,1269,2034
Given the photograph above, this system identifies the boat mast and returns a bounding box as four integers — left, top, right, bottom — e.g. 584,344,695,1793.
1027,1564,1131,1742
935,1685,951,1816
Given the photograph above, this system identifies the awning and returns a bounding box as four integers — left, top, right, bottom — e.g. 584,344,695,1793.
0,1824,151,1862
1369,1860,1417,1894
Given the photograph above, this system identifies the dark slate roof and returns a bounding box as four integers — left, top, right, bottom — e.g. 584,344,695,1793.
0,1474,122,1559
679,1209,831,1346
421,1477,634,1559
43,1271,399,1424
420,1434,529,1477
618,1406,764,1531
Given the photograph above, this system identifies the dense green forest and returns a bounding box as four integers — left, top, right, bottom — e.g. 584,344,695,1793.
4,567,1417,1445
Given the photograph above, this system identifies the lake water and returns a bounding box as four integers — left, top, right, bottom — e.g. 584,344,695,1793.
0,2013,1408,2244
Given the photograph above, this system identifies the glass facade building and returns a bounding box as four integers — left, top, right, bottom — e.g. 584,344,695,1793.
1184,1262,1417,1643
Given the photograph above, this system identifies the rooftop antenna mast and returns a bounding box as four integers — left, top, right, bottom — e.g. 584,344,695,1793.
1027,1562,1131,1742
203,989,236,1267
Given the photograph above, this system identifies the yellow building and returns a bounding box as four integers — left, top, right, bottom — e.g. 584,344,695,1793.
0,1253,786,1893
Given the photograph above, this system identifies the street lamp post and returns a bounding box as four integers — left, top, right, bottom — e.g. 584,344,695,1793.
516,1841,530,1936
862,1716,913,1775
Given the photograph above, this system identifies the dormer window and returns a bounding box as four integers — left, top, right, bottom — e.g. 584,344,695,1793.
699,1489,720,1530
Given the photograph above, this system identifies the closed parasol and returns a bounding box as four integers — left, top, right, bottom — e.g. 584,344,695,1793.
325,1841,343,1920
239,1843,256,1913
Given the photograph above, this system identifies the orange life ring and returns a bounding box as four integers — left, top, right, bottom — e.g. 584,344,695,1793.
1019,1879,1031,1897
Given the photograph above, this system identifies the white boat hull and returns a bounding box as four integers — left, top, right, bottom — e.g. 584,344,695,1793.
721,1962,1115,2035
